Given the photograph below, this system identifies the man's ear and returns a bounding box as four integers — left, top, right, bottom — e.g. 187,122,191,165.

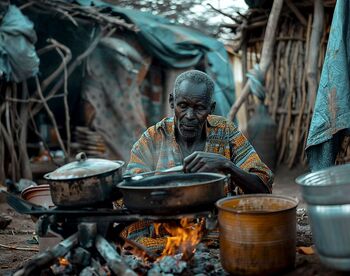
169,93,174,109
210,101,216,114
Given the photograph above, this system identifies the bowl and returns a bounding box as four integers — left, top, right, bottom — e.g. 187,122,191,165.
296,164,350,271
216,194,298,275
21,184,55,209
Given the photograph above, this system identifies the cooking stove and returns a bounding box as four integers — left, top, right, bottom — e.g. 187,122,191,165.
36,207,217,239
2,189,217,239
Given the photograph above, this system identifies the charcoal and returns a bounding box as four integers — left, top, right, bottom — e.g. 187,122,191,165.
91,258,110,276
79,266,99,276
50,263,73,275
69,247,91,267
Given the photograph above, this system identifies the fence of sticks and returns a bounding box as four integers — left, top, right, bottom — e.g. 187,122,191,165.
225,0,337,168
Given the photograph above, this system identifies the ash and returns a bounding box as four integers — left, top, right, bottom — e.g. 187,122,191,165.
123,242,228,276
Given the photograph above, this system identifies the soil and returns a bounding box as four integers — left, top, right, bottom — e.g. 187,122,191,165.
0,195,37,275
0,165,348,275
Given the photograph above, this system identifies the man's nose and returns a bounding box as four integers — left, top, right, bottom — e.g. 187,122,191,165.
185,108,195,119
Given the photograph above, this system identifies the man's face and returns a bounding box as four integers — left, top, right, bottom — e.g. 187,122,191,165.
171,80,215,140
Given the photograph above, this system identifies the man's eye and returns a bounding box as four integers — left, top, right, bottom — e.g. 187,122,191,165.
197,106,206,111
178,103,187,108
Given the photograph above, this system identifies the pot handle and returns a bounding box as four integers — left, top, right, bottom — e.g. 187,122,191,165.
150,191,168,200
76,152,87,162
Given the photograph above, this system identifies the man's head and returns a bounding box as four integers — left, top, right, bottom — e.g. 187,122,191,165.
169,70,216,141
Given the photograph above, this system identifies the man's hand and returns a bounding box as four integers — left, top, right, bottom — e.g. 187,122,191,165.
183,151,230,173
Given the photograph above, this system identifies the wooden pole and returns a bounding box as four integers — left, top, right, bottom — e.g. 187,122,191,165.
228,0,285,121
307,0,324,110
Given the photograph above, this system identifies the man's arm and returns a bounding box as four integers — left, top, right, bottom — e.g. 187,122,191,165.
126,129,155,174
183,151,271,194
183,123,273,194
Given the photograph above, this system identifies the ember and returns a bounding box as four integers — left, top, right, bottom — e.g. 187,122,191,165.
58,257,69,266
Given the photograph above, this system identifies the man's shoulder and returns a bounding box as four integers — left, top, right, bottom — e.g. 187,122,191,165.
208,115,237,130
143,117,174,139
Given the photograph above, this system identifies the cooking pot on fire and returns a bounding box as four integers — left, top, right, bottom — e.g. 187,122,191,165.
44,152,124,208
117,172,228,215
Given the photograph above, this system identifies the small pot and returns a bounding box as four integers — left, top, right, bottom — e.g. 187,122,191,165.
44,152,124,208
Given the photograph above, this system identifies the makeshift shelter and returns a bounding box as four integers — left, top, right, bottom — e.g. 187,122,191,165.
224,0,336,168
0,0,235,183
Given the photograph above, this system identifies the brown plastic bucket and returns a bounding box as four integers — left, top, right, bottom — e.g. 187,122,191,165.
216,194,298,275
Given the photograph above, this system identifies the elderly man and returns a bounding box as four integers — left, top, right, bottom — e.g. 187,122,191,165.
127,70,273,194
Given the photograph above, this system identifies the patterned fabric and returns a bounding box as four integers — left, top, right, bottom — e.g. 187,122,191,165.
127,115,273,192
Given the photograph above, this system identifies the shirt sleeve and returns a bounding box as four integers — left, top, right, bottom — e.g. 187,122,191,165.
229,123,274,193
126,127,155,174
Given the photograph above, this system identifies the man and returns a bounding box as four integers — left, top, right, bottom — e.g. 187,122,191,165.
127,70,273,194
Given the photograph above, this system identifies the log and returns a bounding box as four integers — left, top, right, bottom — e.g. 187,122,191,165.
14,233,78,276
228,0,285,121
95,235,137,276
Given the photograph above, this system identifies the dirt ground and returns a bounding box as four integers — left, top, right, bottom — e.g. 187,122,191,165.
0,165,347,275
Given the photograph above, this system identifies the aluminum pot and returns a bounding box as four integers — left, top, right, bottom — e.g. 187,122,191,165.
117,172,227,215
296,164,350,271
216,195,298,275
44,152,124,207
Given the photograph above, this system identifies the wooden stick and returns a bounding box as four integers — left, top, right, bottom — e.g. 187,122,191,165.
4,86,19,182
95,235,137,276
18,81,32,179
302,0,324,164
285,0,307,26
55,47,71,157
307,0,324,110
228,0,285,121
35,76,68,158
31,29,106,117
0,243,39,252
14,233,78,276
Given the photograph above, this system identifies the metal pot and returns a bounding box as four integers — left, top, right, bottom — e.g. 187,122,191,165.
296,164,350,271
216,195,298,275
117,172,227,215
44,152,124,208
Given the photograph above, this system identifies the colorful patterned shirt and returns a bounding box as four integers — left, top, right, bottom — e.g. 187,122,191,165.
126,115,273,192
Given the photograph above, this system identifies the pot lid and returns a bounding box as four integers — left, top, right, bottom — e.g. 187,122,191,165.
44,152,124,180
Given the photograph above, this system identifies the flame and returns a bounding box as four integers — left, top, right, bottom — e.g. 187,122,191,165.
154,218,205,260
58,257,70,266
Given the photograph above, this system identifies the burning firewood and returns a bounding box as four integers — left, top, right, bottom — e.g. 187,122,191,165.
95,234,137,276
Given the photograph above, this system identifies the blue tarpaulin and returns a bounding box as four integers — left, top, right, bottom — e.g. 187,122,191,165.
306,0,350,171
77,0,235,117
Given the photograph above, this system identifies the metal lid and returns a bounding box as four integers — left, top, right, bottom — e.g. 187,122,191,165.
44,152,124,180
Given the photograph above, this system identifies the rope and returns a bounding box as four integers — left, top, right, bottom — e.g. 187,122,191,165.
246,64,266,102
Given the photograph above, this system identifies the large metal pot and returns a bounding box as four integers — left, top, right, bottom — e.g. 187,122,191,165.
117,172,227,215
44,152,124,207
296,164,350,271
216,195,298,275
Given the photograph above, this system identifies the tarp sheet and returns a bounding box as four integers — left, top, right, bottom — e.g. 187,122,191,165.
77,0,235,116
306,0,350,171
0,5,39,82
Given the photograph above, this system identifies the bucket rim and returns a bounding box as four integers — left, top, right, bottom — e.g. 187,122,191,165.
216,194,299,214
